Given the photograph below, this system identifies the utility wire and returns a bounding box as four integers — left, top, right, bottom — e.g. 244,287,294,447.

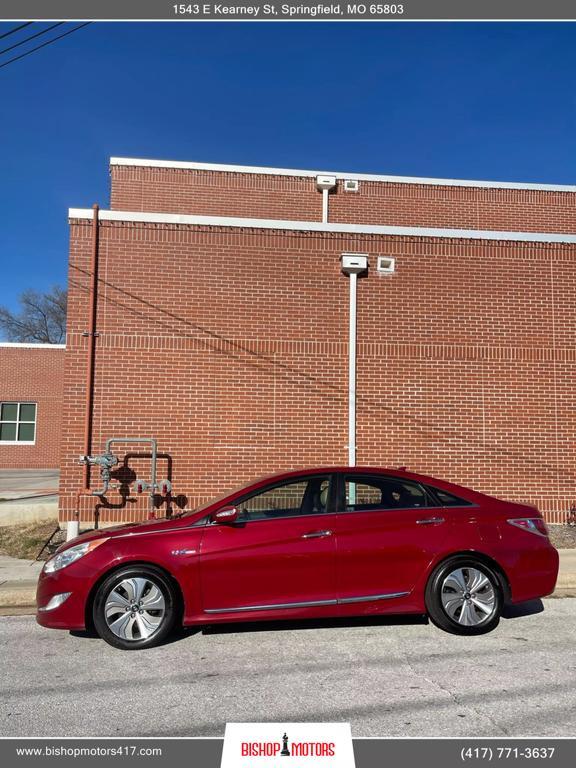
0,22,33,41
0,22,64,57
0,22,91,70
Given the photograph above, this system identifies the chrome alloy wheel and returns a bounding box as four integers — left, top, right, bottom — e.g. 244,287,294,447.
440,567,496,626
104,577,166,641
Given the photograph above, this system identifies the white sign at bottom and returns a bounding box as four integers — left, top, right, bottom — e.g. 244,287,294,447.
221,723,356,768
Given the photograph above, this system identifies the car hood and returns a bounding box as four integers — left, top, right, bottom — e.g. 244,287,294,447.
55,515,192,552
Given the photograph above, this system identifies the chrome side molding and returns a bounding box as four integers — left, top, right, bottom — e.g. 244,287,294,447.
204,591,410,614
339,591,409,605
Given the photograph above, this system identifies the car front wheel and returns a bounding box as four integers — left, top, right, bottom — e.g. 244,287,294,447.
93,565,178,650
425,557,503,635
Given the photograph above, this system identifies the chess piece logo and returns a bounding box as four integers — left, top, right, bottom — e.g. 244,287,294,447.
280,733,290,756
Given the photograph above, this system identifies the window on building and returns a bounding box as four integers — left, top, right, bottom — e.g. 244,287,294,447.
0,402,37,444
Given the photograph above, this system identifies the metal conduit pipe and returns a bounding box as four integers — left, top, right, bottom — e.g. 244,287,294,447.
105,437,159,514
82,204,100,491
69,204,100,541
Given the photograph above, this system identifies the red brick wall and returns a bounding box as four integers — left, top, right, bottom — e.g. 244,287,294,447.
0,345,64,469
60,219,576,524
110,165,576,233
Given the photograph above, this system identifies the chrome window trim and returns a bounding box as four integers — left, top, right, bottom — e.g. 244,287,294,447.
335,505,437,516
204,591,410,614
208,510,338,526
334,502,478,516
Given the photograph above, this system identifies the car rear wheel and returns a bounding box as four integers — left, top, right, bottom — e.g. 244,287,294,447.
93,565,178,650
425,556,503,635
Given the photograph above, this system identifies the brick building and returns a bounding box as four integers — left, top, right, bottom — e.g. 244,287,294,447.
60,158,576,525
0,343,65,469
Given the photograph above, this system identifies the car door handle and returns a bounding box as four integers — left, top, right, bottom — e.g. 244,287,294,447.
416,517,445,525
301,530,333,539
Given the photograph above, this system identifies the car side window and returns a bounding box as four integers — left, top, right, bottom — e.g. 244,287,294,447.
235,476,332,522
427,486,473,506
342,475,431,512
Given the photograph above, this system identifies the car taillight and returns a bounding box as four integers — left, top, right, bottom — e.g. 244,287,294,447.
507,517,549,537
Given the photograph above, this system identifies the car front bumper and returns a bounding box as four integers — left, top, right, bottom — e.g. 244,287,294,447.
36,566,91,630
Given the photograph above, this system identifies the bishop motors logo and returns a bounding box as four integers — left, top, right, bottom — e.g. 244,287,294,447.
222,723,355,768
241,732,336,758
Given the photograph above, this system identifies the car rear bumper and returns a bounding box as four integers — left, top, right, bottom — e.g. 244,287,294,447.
507,543,559,603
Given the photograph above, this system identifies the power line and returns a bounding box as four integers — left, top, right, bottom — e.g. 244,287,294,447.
0,22,92,70
0,23,64,57
0,22,33,41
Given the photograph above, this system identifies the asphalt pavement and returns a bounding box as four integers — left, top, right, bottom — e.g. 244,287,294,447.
1,599,575,738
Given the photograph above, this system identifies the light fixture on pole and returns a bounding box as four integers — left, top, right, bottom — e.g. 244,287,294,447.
317,175,337,223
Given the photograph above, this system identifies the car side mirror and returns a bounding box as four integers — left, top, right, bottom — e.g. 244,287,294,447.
211,506,239,524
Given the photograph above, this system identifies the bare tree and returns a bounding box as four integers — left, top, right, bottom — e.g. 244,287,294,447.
0,285,67,344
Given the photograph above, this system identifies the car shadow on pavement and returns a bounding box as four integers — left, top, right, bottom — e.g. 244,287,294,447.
502,599,544,619
69,615,428,647
200,614,429,636
68,603,544,647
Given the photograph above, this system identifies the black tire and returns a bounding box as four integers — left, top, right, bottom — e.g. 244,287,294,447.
425,556,503,636
92,565,178,650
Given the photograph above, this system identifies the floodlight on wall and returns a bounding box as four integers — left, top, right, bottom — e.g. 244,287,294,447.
316,175,337,191
376,256,396,275
343,179,359,192
341,253,368,275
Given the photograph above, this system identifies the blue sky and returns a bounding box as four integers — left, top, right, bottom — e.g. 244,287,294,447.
0,22,575,315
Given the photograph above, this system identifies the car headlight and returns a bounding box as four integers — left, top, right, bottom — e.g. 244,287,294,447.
43,538,109,573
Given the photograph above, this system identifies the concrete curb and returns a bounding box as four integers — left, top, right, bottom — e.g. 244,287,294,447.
0,502,58,526
0,580,36,608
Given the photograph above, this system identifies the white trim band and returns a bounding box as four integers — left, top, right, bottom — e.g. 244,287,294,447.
0,342,65,349
109,156,576,193
69,208,576,245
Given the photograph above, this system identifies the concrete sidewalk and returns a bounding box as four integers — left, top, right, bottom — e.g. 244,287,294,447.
0,550,575,615
0,555,43,612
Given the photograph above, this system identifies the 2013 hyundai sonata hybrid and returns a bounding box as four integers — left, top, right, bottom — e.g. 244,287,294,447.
37,467,559,650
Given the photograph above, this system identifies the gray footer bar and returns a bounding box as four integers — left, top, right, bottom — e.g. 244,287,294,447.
1,739,575,768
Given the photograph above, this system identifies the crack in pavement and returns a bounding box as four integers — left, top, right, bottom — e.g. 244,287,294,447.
401,650,510,736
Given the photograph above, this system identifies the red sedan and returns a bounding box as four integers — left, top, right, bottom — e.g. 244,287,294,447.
37,467,559,650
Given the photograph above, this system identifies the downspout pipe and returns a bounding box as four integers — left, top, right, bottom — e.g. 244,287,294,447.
340,254,368,470
322,189,329,224
348,271,358,467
